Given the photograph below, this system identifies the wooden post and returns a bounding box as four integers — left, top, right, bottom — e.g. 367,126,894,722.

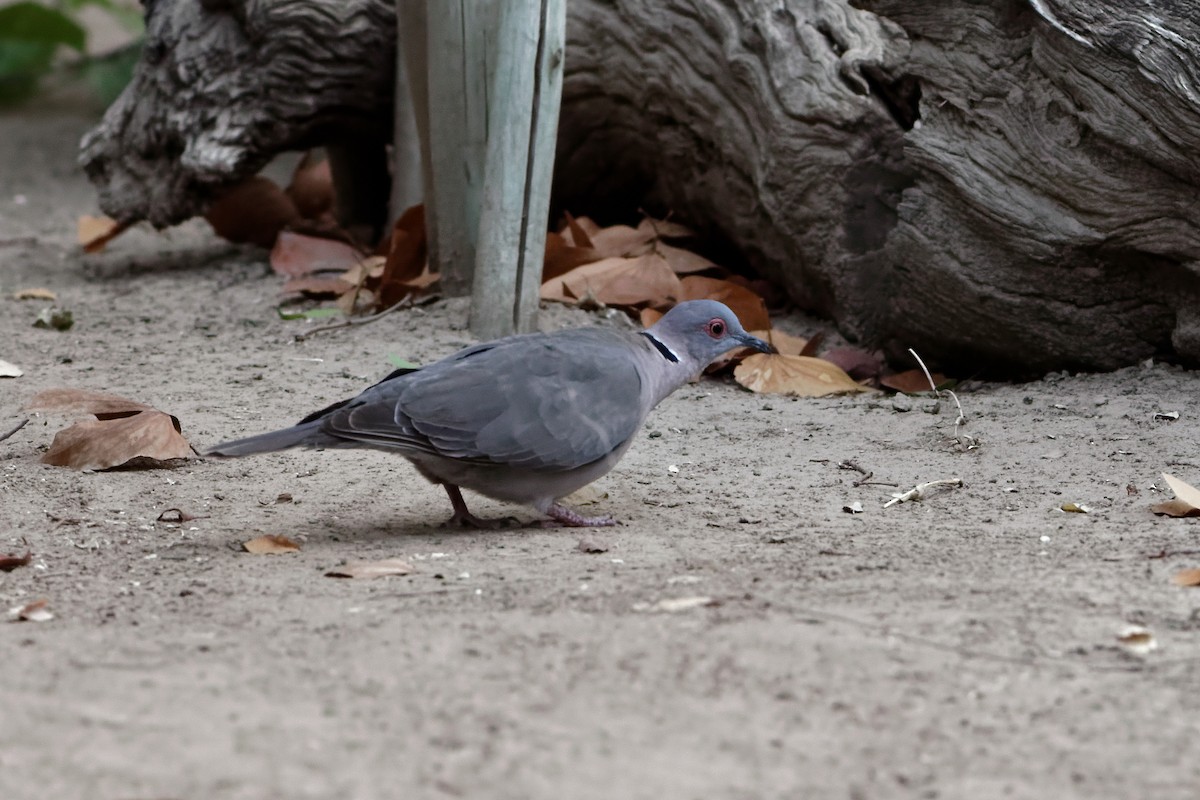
471,0,565,338
394,0,565,337
390,0,427,224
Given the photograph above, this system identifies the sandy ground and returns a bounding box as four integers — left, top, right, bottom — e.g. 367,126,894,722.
2,110,1200,800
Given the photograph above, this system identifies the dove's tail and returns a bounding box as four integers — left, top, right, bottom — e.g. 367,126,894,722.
206,420,327,457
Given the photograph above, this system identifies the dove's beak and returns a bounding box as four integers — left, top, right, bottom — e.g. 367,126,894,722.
736,332,775,354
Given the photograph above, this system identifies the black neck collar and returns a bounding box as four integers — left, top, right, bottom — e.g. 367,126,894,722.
640,331,680,363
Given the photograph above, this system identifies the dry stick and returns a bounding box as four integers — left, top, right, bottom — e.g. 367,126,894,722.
837,459,895,487
884,478,964,508
907,347,974,450
293,293,436,342
0,418,29,444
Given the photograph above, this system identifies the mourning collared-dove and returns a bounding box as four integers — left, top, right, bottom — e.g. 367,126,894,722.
208,300,771,527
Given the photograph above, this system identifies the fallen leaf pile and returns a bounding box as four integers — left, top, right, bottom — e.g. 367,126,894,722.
75,151,920,395
24,388,195,470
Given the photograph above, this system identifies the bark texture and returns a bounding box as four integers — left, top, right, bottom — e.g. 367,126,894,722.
80,0,1200,373
79,0,395,229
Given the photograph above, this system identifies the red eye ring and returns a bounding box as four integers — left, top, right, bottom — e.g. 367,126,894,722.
705,318,726,338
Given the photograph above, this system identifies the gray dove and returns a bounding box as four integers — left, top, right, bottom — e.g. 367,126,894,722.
208,300,771,527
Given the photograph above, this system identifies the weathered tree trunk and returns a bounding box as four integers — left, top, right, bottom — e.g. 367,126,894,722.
80,0,1200,374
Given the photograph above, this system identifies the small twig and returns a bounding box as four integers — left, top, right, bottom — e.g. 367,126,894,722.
0,418,29,444
293,293,436,342
884,478,963,508
838,459,880,487
907,348,976,450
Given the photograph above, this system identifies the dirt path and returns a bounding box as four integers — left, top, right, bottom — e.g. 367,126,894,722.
2,111,1199,800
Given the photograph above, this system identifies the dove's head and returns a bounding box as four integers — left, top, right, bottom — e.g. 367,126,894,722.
647,300,773,369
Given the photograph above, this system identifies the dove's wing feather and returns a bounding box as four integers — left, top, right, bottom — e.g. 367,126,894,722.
321,330,646,472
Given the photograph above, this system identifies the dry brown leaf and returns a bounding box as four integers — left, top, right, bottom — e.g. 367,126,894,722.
638,215,695,240
156,508,206,523
13,287,56,301
1162,473,1200,511
882,368,947,394
1170,568,1200,586
749,329,808,356
243,534,301,554
378,204,429,308
281,275,353,298
823,346,884,382
680,275,770,331
205,176,300,248
543,231,602,282
286,151,335,220
640,307,665,328
25,388,150,418
42,411,193,470
588,223,656,258
270,231,362,278
1150,499,1200,518
656,243,718,275
325,558,415,579
78,214,129,253
734,353,872,397
564,211,596,250
566,254,682,308
8,599,53,623
0,549,31,572
1116,625,1157,655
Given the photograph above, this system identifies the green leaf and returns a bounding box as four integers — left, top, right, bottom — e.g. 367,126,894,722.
0,2,88,104
276,307,342,321
386,355,420,370
78,41,141,105
0,3,87,50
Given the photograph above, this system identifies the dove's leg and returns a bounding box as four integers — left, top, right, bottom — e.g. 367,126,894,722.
540,503,618,528
441,485,517,529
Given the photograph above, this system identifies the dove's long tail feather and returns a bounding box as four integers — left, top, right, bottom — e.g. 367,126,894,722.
206,420,326,457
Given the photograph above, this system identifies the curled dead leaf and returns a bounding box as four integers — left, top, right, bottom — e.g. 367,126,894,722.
378,204,429,308
748,329,808,357
882,368,948,394
0,547,31,572
8,599,53,623
286,151,335,220
823,346,884,382
545,254,682,309
564,211,596,250
270,231,363,278
1170,568,1200,587
42,411,194,470
25,388,151,418
205,176,300,248
156,508,204,524
13,287,56,301
325,558,415,579
1116,624,1157,655
1161,473,1200,512
1150,499,1200,518
243,534,301,554
78,214,129,253
543,231,603,282
734,353,872,397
